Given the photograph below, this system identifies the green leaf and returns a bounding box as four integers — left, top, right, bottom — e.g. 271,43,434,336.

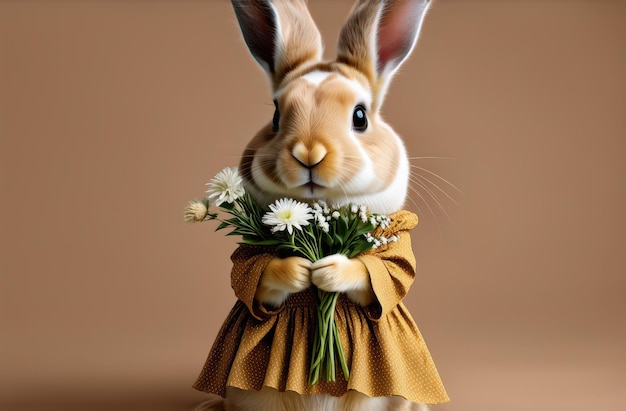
337,215,349,236
355,224,375,237
225,230,244,237
242,238,282,246
323,231,334,247
332,232,344,247
348,242,374,258
224,217,241,226
220,202,235,211
215,221,230,231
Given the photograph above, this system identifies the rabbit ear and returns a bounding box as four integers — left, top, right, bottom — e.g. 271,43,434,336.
231,0,323,90
337,0,431,106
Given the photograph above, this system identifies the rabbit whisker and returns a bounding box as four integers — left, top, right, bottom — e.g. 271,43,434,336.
409,175,452,223
408,156,456,160
412,172,460,207
410,165,463,194
403,189,426,221
406,182,444,239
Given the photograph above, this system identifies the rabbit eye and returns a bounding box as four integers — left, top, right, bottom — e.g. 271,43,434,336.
352,105,368,132
272,99,280,132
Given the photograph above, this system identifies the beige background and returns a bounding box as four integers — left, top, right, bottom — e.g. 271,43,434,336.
1,1,625,410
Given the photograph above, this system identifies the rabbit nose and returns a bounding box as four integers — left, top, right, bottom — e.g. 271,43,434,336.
292,142,327,169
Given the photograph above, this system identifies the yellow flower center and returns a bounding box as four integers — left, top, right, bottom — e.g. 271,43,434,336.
278,210,292,220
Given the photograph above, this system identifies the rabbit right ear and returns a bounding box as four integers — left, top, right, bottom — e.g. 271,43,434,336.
337,0,432,108
231,0,323,91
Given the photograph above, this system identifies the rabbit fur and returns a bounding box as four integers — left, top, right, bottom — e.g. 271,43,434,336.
199,1,434,410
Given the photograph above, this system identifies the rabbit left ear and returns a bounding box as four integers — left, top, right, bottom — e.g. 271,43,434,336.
231,0,323,91
337,0,432,106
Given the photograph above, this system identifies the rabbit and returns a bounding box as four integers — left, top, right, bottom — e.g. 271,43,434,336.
193,1,449,410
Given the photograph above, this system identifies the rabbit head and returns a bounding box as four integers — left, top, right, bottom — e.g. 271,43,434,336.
233,0,431,214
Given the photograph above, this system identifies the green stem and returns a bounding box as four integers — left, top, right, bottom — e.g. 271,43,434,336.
325,293,338,381
334,319,350,380
308,288,349,385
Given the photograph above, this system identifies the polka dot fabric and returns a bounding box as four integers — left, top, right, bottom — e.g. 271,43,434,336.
192,210,449,405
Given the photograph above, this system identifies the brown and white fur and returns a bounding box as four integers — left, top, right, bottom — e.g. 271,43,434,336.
199,1,433,410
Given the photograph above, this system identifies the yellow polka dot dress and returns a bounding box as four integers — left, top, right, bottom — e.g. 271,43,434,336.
193,211,450,405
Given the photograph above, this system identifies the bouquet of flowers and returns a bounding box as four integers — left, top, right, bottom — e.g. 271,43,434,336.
185,167,397,384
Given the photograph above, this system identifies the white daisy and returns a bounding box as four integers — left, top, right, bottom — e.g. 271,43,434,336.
205,167,245,206
262,198,313,234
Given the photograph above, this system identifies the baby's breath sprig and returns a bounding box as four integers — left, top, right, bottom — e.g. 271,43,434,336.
186,167,395,385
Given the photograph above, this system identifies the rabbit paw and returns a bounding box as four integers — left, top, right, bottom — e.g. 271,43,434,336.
311,254,368,293
256,256,312,307
263,256,311,292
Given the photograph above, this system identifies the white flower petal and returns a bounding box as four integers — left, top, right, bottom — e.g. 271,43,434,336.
205,167,245,206
262,198,313,234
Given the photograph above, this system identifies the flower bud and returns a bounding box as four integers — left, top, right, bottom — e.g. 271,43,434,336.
184,200,209,223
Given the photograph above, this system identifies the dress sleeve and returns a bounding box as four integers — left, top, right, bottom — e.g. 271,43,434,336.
356,226,417,321
230,245,284,320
